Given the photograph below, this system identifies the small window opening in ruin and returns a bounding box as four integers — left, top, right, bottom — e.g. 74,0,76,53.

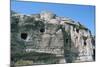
76,28,79,33
40,28,45,33
21,33,27,40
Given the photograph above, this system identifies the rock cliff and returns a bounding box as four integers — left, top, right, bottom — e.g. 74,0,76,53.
11,11,95,66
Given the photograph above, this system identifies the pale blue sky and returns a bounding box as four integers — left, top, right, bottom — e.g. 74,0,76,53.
11,1,95,35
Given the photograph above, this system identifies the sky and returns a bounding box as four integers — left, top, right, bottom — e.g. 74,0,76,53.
11,1,95,35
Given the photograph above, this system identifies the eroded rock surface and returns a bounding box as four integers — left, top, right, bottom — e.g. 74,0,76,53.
11,11,95,66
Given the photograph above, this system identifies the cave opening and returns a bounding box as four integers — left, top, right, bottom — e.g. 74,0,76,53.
76,29,79,33
93,49,95,61
40,28,45,33
21,33,28,40
84,41,87,46
66,38,68,43
83,36,87,46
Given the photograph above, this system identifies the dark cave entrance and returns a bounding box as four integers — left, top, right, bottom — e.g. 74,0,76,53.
21,33,28,40
40,28,45,33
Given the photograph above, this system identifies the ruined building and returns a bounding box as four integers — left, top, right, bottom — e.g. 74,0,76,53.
11,11,95,66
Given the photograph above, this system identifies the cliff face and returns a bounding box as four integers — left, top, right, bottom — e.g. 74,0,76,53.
11,11,95,65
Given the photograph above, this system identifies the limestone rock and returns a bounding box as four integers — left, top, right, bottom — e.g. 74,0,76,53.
11,11,95,66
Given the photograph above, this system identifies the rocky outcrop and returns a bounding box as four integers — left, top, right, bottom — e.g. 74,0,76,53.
11,11,95,66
